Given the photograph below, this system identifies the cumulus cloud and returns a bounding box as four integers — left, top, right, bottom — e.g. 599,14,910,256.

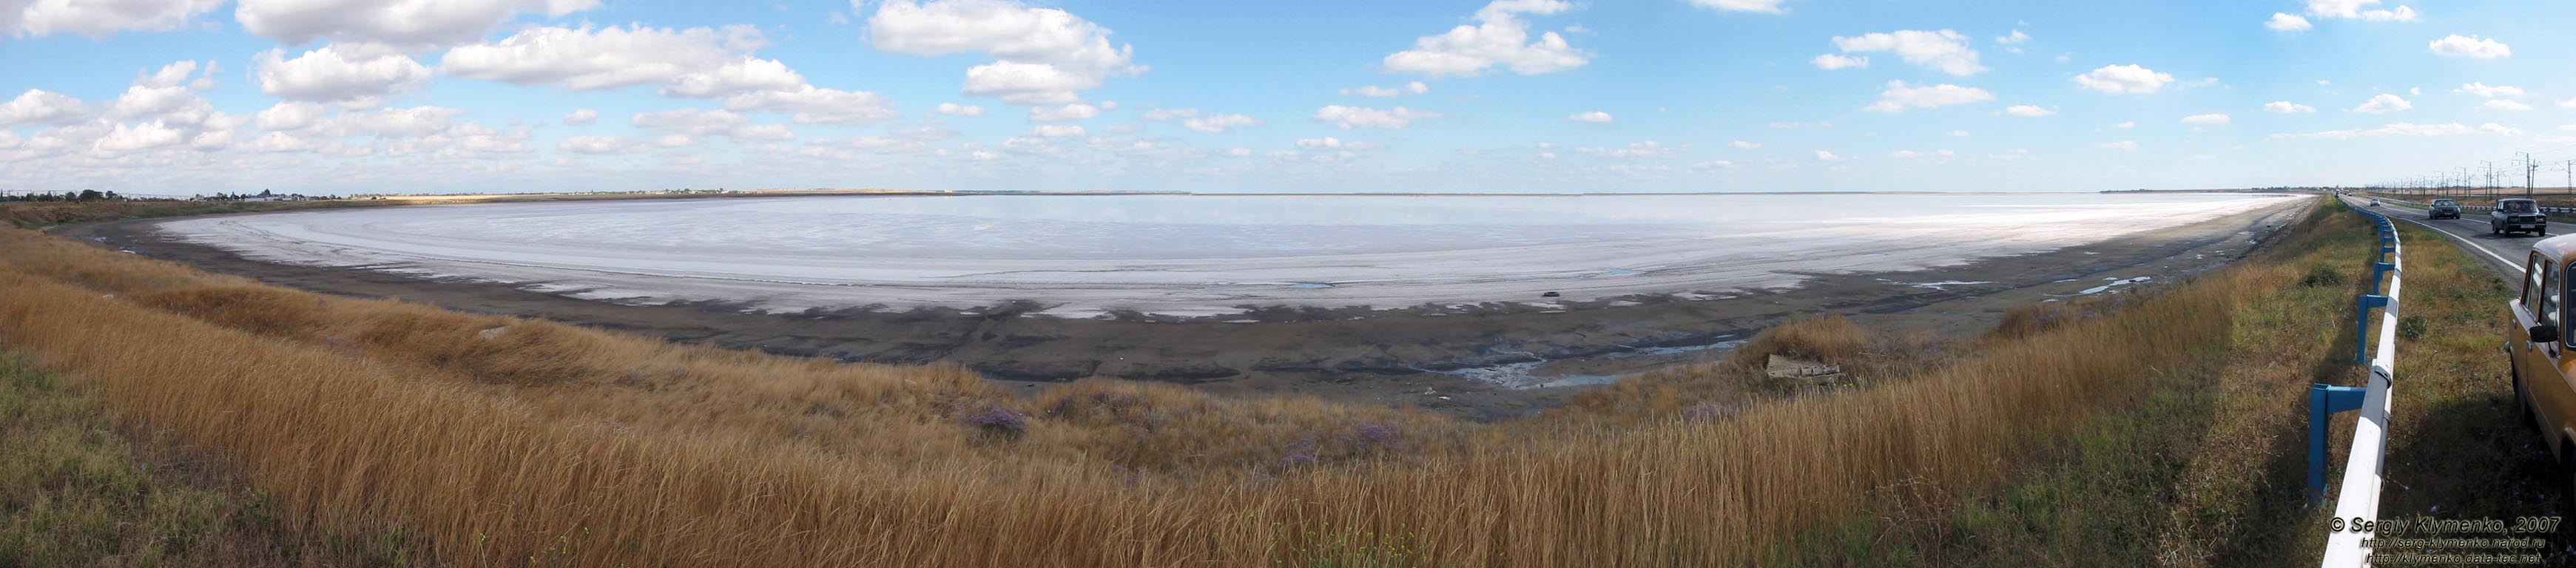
724,86,899,125
1829,30,1983,76
1730,140,1760,149
1687,0,1784,13
2306,0,2418,21
2074,64,2175,94
2352,93,2411,114
2455,82,2523,98
1381,0,1589,78
9,0,223,38
1577,141,1670,158
1861,81,1993,113
1313,105,1440,129
442,25,805,99
1294,136,1376,151
1027,102,1102,122
2275,121,2520,139
235,0,598,48
1341,81,1430,98
868,0,1144,106
2264,101,2317,113
1813,150,1844,162
1994,30,2029,53
2483,99,2532,111
1568,111,1613,123
934,103,985,116
0,89,91,127
2002,104,2055,117
2098,141,2139,150
1027,124,1085,138
2430,35,2509,58
2182,113,2230,125
255,44,432,108
1182,113,1261,133
563,109,597,125
630,108,792,141
253,101,330,131
2265,13,2312,31
1809,54,1868,70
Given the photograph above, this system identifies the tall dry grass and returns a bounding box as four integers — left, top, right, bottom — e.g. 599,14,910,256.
0,200,2311,566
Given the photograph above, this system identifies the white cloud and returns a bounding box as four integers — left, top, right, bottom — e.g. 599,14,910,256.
2359,6,2418,21
1027,102,1102,122
2098,141,2138,150
1813,150,1844,162
1181,114,1261,133
253,101,330,131
1949,129,1971,137
2112,121,2135,128
10,0,223,38
1227,147,1252,157
1313,105,1440,129
1810,54,1868,70
91,121,184,155
1381,0,1589,78
1861,81,1993,113
934,103,985,116
1830,30,1983,76
1568,111,1613,123
2455,82,2524,98
2182,113,2231,125
1342,81,1430,98
868,0,1144,105
441,24,806,101
0,89,91,127
630,107,791,141
2073,64,2176,94
2352,93,2411,114
235,0,598,48
1730,140,1760,149
724,86,899,125
558,135,658,155
1995,30,2029,53
1577,141,1670,158
2265,13,2312,31
2263,101,2317,113
1028,124,1085,138
254,44,432,108
2002,104,2054,117
564,109,597,125
1889,149,1956,161
2276,121,2521,139
2483,99,2532,111
2561,98,2576,109
1295,136,1376,150
2430,35,2509,58
1687,0,1785,13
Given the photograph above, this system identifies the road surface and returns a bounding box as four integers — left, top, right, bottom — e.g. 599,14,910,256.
2346,195,2567,280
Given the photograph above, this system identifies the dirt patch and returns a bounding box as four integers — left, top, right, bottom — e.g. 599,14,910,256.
56,198,2313,419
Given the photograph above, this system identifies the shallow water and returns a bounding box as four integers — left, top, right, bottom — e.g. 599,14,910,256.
155,192,2302,317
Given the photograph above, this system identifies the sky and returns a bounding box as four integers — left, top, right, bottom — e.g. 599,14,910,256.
1,0,2572,196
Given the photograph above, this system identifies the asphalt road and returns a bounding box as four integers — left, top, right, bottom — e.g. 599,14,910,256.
2346,195,2570,280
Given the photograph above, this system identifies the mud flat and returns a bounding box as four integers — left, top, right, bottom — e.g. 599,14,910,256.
65,193,2313,418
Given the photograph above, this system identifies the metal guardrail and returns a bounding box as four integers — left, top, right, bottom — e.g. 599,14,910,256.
2314,199,2402,567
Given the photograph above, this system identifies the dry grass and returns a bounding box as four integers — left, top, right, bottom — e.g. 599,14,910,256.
0,197,2324,565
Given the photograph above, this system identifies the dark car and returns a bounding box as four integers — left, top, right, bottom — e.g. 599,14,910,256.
2430,198,2461,220
2494,198,2549,236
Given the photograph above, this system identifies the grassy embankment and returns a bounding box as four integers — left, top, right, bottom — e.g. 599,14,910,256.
10,195,2542,565
0,200,390,230
1781,199,2564,566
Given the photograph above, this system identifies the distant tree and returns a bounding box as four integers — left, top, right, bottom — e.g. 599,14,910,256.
258,189,274,197
76,189,104,201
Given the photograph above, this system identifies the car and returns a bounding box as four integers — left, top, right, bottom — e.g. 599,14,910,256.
2430,198,2461,220
2494,198,2550,236
2512,236,2576,475
2370,198,2381,206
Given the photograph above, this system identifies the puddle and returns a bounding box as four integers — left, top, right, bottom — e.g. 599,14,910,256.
1434,337,1742,389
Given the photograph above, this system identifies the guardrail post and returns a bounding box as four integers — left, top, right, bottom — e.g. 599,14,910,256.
2356,294,2389,364
2367,262,2395,295
2308,383,2370,507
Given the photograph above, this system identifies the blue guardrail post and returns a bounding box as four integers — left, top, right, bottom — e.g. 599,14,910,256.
2354,294,2389,364
2308,383,2369,506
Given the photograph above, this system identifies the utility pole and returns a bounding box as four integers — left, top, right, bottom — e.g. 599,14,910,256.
2526,152,2540,198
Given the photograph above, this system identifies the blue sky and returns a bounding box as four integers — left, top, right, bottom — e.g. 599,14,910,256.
1,0,2570,195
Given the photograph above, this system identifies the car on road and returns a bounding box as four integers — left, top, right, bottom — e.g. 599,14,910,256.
2511,236,2576,476
2370,198,2382,206
2494,198,2549,236
2430,198,2461,220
